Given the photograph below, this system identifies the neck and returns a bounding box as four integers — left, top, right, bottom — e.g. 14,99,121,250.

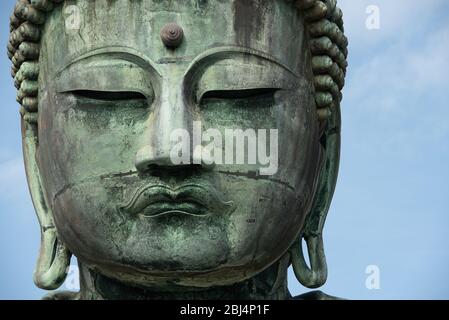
77,255,291,300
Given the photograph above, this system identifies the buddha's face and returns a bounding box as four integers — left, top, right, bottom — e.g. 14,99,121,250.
36,0,322,288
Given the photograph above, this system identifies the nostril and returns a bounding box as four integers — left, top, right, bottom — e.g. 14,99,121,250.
146,164,163,177
135,142,216,173
134,145,168,172
142,163,204,179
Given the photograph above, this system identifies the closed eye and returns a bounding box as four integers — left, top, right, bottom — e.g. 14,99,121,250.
71,90,147,101
201,88,278,101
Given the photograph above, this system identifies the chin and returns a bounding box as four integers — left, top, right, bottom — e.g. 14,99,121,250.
90,257,277,290
74,229,284,289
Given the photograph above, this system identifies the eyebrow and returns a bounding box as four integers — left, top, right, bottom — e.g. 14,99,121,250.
55,45,162,77
56,45,298,79
184,45,299,78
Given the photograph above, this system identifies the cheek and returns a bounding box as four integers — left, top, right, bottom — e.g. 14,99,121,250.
50,175,142,264
51,183,113,261
213,90,320,262
38,94,147,193
274,90,320,188
159,87,317,257
217,175,305,265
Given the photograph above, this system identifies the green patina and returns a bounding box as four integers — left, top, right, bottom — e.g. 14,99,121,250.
8,0,348,300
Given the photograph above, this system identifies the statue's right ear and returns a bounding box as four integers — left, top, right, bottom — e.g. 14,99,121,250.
21,116,71,290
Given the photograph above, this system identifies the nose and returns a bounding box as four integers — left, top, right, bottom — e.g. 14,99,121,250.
135,79,200,172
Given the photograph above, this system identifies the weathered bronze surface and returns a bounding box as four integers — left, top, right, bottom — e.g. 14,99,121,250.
8,0,348,300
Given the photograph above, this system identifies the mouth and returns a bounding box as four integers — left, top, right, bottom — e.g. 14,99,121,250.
118,184,233,218
138,199,208,218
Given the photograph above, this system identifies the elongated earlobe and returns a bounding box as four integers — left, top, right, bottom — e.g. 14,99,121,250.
291,233,327,288
34,228,71,289
22,119,71,290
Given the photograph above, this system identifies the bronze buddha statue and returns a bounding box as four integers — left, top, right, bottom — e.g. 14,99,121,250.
7,0,347,300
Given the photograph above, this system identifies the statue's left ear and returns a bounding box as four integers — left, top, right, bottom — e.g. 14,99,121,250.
290,102,341,289
21,117,71,290
290,0,347,290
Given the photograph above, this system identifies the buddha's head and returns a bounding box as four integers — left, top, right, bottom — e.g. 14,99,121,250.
8,0,347,296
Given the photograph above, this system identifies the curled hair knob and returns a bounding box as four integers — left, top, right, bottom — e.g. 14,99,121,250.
160,23,184,49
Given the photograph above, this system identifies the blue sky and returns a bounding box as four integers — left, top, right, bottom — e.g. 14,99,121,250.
1,0,449,300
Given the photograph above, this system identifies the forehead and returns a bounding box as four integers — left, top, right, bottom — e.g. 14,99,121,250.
40,0,306,74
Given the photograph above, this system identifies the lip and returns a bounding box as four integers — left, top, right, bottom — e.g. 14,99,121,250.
139,199,208,218
118,184,233,218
